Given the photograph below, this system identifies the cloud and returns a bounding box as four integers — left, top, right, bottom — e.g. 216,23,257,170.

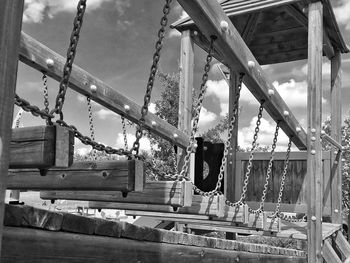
199,107,217,126
273,79,326,108
96,109,117,120
293,62,331,77
238,117,289,150
148,103,157,114
334,0,350,29
115,132,151,152
23,0,126,23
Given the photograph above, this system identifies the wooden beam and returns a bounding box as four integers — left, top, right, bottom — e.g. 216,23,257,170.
330,51,342,224
89,194,223,217
7,160,144,192
0,0,24,257
176,0,307,150
1,226,307,262
19,32,189,149
241,12,261,45
41,181,193,207
9,126,74,169
307,2,323,263
284,4,335,59
322,239,342,263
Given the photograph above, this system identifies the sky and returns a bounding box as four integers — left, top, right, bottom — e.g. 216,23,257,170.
15,0,350,156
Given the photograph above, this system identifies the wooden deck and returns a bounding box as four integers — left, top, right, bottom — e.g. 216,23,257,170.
1,204,306,262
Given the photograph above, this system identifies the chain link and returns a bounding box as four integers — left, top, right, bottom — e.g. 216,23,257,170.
225,103,265,207
86,96,98,160
131,0,172,157
15,94,55,121
178,36,216,183
14,109,24,128
50,0,87,120
248,124,280,214
42,73,50,120
121,116,128,151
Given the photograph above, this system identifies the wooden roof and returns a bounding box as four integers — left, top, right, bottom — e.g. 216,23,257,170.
172,0,349,65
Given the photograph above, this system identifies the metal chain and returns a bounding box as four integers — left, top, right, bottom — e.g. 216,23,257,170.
248,124,280,214
121,116,128,151
131,0,172,157
15,109,24,128
86,96,97,160
193,73,244,197
50,0,87,121
171,146,178,171
15,94,54,121
225,103,265,207
42,73,50,114
178,36,216,182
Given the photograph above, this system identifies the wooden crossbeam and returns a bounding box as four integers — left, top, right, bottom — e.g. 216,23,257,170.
19,32,189,149
322,239,342,263
41,181,193,207
7,160,144,192
334,231,350,259
176,0,307,150
10,125,74,169
89,195,224,217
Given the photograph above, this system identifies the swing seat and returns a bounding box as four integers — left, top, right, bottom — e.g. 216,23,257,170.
10,125,74,169
40,180,193,208
8,159,144,192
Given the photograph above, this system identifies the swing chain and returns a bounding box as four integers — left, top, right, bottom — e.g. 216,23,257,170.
194,72,244,197
178,36,216,182
50,0,87,121
14,94,54,121
226,104,264,207
249,123,280,214
121,116,128,151
131,0,172,157
42,73,50,115
86,96,98,160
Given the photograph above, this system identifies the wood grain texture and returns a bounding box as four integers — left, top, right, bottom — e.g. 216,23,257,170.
0,0,24,256
19,32,189,149
176,0,307,150
41,181,192,207
322,239,342,263
307,2,324,263
10,126,74,169
8,160,144,192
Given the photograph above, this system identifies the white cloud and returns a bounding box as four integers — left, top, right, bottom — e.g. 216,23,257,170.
95,109,118,120
115,132,151,152
199,107,217,126
273,79,326,108
148,103,157,114
238,117,289,150
23,0,125,23
334,0,350,29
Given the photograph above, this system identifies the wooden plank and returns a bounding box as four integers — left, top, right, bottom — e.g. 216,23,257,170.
7,160,144,192
307,2,324,263
41,181,193,207
241,12,261,45
0,1,24,257
90,195,224,217
335,231,350,258
19,32,189,149
331,51,342,224
9,126,74,169
176,0,307,150
322,239,342,263
1,227,307,262
246,201,332,214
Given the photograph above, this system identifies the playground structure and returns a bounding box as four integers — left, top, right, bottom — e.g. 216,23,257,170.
0,0,349,262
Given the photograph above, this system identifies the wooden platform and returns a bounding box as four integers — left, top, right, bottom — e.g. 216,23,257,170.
1,204,306,262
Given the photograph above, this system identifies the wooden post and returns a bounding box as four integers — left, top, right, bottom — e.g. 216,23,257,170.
307,2,323,263
178,30,194,179
331,51,342,224
0,0,24,256
225,70,240,240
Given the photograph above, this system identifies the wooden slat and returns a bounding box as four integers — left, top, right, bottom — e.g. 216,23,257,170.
322,239,342,263
177,0,307,150
41,181,193,207
335,231,350,258
7,160,144,192
9,126,74,169
90,195,224,217
19,32,189,149
0,0,24,257
307,3,324,263
241,12,261,45
331,52,342,224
